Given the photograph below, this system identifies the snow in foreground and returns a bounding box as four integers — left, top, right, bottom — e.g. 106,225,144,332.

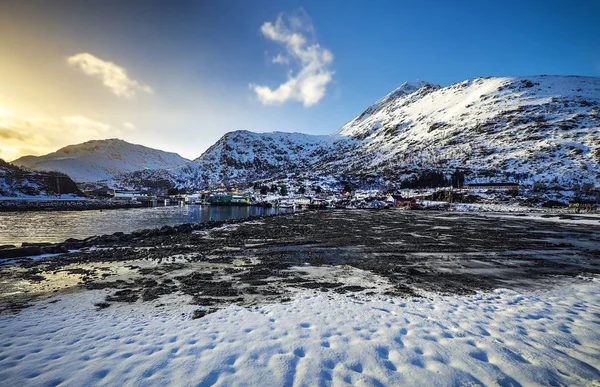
1,278,599,386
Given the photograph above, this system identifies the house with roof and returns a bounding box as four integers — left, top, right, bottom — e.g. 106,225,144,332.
465,183,519,191
113,190,148,201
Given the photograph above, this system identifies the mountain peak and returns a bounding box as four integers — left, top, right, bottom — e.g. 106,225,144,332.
395,79,433,92
341,80,439,133
12,139,189,182
377,80,436,106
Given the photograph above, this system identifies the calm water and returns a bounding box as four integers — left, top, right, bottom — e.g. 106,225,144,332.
0,205,288,246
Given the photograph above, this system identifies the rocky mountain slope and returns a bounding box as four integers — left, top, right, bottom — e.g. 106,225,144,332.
108,131,356,190
335,76,600,187
172,131,355,189
0,159,83,197
13,139,189,183
96,75,600,191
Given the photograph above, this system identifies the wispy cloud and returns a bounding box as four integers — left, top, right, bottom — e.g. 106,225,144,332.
272,54,289,65
67,53,153,98
251,10,334,107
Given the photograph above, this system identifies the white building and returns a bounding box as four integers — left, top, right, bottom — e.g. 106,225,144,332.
294,196,311,205
113,190,148,201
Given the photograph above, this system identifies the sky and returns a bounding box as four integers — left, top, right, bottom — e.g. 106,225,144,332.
1,0,599,161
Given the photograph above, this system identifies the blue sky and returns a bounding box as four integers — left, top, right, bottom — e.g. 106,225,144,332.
1,0,599,160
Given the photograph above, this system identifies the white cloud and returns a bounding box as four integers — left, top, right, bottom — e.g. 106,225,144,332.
251,11,334,107
67,53,153,98
123,122,136,130
272,54,289,65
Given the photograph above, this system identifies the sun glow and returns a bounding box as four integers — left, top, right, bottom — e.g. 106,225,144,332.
0,105,12,127
0,104,12,117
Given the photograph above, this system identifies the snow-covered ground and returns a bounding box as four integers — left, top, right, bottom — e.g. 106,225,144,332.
420,200,598,214
1,277,599,386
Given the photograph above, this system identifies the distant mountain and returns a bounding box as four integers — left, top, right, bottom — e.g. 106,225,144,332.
109,131,355,190
0,159,83,197
173,131,356,189
102,75,600,191
12,139,189,183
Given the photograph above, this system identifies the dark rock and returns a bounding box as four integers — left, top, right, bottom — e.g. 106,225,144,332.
141,284,174,301
83,236,100,244
106,289,139,303
40,245,67,254
0,246,41,259
192,308,217,319
62,241,84,250
94,302,111,310
158,226,175,235
334,285,367,294
21,242,53,247
144,229,159,237
176,224,194,233
102,235,120,243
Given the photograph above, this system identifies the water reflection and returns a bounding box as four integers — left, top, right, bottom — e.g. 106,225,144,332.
0,205,288,245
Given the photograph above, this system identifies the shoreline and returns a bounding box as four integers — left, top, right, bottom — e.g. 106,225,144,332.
0,210,299,259
1,209,598,316
2,206,599,257
0,198,144,212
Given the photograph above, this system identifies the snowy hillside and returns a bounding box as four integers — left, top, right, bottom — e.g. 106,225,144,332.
0,159,83,198
169,130,355,189
336,76,600,187
12,139,189,183
110,76,599,191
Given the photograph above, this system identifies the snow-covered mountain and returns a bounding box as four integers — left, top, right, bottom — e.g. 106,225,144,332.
0,159,83,197
12,139,189,183
103,75,600,191
335,76,600,187
110,131,356,190
172,130,356,189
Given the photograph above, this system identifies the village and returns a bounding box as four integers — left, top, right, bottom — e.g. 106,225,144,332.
107,181,600,212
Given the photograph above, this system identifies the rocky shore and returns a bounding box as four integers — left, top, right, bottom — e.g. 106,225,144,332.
1,210,599,315
0,198,144,212
0,212,288,259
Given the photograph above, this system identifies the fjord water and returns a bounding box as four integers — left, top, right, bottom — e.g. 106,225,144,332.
0,205,287,246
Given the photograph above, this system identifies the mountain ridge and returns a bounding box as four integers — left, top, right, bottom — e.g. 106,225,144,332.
12,138,190,183
151,75,598,190
13,75,600,191
334,75,599,187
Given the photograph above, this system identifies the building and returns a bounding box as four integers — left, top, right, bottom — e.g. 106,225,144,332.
231,195,250,204
294,196,311,206
465,183,519,191
208,193,250,205
113,190,148,201
86,189,113,199
387,195,418,208
208,193,232,204
184,194,204,204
